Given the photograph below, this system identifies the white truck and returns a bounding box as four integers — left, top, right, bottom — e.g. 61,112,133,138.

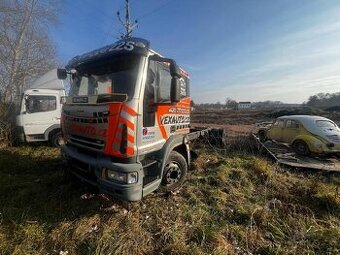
16,69,67,147
57,37,216,201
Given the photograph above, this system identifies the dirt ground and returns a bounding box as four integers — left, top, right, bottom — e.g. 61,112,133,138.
191,108,340,137
191,109,264,140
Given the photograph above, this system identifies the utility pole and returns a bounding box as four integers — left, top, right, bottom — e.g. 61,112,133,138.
117,0,138,39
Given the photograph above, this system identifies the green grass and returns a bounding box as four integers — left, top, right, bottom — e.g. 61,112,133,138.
0,144,339,254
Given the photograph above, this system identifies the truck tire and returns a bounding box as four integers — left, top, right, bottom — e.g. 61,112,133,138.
160,151,188,192
50,131,63,147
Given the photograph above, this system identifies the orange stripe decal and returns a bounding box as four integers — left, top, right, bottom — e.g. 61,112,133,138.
120,117,134,130
127,147,134,155
122,104,137,116
127,134,134,143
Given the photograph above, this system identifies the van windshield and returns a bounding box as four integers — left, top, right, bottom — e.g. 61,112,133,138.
69,54,141,99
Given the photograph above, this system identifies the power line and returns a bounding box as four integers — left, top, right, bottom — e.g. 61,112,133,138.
136,0,173,21
66,1,122,44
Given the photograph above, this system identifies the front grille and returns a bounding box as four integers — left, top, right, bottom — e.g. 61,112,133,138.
70,158,97,182
69,135,105,150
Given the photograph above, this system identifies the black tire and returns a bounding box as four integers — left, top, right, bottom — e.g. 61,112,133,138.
160,151,188,192
50,131,63,147
258,130,267,142
293,140,310,156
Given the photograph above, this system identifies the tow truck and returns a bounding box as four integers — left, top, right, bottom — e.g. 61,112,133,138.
57,37,212,201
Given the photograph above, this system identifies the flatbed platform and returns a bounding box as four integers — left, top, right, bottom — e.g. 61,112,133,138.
253,134,340,172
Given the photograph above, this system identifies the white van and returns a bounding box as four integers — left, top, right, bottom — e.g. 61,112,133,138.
16,69,67,147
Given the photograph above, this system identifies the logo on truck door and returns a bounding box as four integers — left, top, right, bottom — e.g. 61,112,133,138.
142,127,155,140
160,115,190,125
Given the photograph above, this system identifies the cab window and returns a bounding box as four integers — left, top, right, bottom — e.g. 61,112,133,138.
26,95,57,113
148,60,189,104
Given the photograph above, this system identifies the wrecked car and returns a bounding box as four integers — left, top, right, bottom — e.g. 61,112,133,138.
258,115,340,155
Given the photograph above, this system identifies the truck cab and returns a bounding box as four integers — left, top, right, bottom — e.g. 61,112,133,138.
16,69,66,147
59,38,191,201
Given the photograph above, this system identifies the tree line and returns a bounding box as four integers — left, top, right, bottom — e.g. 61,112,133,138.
193,98,285,110
305,92,340,109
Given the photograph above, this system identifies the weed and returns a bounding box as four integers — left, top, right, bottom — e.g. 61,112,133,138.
0,145,339,254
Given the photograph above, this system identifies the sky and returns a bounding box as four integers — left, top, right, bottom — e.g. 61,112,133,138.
51,0,340,104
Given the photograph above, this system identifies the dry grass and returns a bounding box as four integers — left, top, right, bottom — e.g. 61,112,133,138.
0,144,339,254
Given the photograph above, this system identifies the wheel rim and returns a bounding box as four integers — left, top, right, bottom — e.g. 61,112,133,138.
164,162,182,185
55,135,63,147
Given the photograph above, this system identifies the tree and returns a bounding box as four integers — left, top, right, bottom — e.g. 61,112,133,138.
0,0,60,104
225,97,237,109
306,92,340,108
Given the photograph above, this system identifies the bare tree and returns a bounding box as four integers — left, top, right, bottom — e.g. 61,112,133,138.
0,0,60,104
225,97,237,110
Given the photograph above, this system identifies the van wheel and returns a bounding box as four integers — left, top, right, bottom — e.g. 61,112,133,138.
50,131,63,147
160,151,188,192
293,140,310,156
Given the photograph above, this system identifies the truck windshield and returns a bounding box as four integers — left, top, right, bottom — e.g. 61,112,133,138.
69,54,141,99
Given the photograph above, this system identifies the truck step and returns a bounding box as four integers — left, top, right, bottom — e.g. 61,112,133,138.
142,159,158,168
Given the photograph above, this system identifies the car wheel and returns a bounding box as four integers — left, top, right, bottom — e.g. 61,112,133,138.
258,130,267,142
293,140,310,156
160,151,188,192
50,131,63,147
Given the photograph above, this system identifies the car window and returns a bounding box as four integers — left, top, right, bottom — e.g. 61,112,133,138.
278,120,285,128
315,120,336,128
286,120,299,129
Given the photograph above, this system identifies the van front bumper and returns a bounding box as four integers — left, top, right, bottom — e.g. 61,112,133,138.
62,145,144,202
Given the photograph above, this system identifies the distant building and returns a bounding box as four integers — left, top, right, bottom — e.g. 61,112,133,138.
238,101,252,110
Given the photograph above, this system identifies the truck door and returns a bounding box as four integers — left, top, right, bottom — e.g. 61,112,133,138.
140,59,190,155
139,60,162,154
21,94,59,139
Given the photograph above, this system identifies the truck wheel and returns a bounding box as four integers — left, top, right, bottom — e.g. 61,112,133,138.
50,131,63,147
293,140,310,156
160,151,188,192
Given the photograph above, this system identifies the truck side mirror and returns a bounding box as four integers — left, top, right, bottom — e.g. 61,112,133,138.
57,68,67,80
171,77,181,103
169,61,181,77
60,96,66,104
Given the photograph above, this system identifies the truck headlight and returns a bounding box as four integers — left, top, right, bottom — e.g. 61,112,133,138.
106,170,138,184
127,172,138,184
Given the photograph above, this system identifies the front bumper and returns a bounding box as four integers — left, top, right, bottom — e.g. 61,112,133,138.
62,145,144,201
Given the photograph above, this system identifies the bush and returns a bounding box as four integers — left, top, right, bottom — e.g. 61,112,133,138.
0,103,17,146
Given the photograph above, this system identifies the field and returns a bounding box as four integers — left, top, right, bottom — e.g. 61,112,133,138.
0,140,339,254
